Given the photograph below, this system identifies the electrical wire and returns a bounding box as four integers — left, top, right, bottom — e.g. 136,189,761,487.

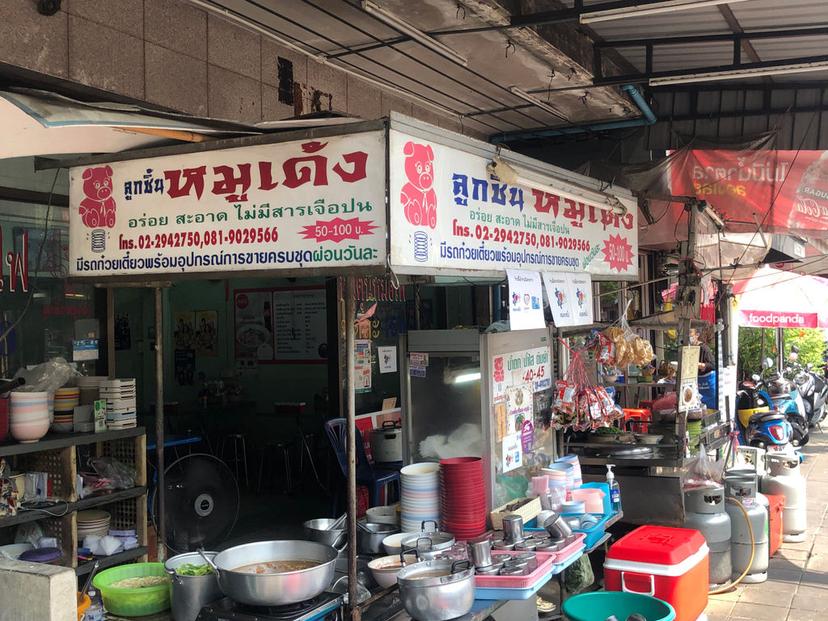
0,168,62,343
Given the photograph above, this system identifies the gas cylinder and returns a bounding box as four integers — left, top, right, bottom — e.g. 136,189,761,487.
761,453,807,542
684,485,732,586
724,477,769,584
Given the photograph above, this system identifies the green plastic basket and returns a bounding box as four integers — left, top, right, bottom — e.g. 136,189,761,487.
92,562,171,617
562,591,676,621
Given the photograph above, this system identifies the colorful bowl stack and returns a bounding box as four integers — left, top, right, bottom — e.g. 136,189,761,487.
53,387,80,433
400,462,441,533
100,379,137,429
556,454,583,487
439,457,486,540
9,391,50,443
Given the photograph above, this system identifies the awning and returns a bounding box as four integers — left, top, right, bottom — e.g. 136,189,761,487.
0,88,259,159
732,266,828,328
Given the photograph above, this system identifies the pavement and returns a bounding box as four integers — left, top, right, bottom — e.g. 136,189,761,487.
706,429,828,621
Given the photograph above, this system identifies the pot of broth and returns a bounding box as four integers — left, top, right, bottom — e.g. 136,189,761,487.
200,540,337,606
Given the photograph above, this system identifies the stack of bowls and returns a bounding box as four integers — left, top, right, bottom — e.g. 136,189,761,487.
400,463,440,533
100,379,137,429
543,462,575,493
9,392,50,443
439,457,486,540
556,455,583,487
53,387,80,433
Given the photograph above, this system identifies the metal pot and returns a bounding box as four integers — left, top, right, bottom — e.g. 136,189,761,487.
358,521,399,555
165,551,223,621
370,421,403,463
397,560,475,621
303,518,347,548
200,540,337,607
542,512,573,540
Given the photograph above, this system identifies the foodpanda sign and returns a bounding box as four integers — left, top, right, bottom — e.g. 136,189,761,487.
740,309,818,328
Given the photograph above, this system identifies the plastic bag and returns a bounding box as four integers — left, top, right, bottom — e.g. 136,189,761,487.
684,443,726,488
563,554,595,594
91,457,135,490
13,358,78,394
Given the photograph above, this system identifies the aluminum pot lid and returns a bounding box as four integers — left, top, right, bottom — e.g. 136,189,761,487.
402,530,454,550
397,560,473,587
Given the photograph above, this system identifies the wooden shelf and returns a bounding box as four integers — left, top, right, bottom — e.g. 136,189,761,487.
0,487,147,529
0,427,145,457
76,546,148,576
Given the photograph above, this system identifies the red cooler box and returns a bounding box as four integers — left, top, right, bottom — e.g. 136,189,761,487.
604,525,709,621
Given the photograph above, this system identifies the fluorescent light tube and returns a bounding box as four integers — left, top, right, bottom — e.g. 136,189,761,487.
509,87,566,118
361,0,468,66
581,0,750,24
649,60,828,86
488,158,627,215
454,372,481,384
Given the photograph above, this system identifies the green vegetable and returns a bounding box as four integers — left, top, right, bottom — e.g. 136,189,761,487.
175,563,214,576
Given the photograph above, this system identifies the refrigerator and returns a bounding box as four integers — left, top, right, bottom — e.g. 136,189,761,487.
400,328,556,511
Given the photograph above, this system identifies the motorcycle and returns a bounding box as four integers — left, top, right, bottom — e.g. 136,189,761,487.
786,351,828,427
735,376,793,452
761,371,809,447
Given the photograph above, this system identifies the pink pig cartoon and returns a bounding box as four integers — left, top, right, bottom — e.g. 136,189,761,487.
400,141,437,229
79,165,117,228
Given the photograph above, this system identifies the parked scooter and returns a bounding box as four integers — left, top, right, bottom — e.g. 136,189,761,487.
786,348,828,427
736,376,793,452
762,371,809,447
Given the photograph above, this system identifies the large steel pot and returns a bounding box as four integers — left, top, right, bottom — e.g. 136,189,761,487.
201,540,337,607
397,560,475,621
165,551,223,621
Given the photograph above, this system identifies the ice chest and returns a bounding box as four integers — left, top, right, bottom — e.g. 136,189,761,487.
604,525,709,621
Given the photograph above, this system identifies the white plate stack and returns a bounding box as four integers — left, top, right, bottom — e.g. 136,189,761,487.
100,379,137,429
77,510,111,539
400,462,441,533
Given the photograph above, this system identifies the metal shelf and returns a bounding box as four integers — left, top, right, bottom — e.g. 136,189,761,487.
0,487,147,529
0,427,145,457
76,546,148,576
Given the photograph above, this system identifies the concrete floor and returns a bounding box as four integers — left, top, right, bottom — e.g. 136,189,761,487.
706,429,828,621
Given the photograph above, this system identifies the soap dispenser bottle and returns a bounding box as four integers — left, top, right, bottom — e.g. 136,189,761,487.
606,464,621,512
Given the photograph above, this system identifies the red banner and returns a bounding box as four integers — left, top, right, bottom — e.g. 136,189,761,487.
738,309,818,328
671,150,828,235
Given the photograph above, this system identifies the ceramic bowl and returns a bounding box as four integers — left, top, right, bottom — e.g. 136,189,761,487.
368,554,418,588
10,418,50,443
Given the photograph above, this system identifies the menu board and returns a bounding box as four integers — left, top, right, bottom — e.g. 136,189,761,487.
234,286,326,364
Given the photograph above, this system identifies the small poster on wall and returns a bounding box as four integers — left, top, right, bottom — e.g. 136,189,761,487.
194,310,218,357
502,433,523,473
355,339,372,392
234,291,275,361
174,312,195,350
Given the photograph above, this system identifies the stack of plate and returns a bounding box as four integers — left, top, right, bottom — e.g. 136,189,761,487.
53,387,80,433
439,457,486,540
77,510,111,538
78,376,106,405
400,462,440,533
9,391,50,443
100,379,137,429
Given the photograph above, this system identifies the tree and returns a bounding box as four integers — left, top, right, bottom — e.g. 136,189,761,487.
738,327,826,377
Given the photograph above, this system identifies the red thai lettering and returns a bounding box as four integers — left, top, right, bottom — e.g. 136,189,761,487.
212,164,252,202
332,151,369,183
164,166,206,199
258,161,279,191
283,141,329,189
563,199,585,227
601,209,619,231
531,190,561,216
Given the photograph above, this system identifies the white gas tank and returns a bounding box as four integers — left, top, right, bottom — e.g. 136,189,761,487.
761,453,807,542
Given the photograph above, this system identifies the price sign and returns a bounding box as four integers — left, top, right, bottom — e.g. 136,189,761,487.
492,346,552,402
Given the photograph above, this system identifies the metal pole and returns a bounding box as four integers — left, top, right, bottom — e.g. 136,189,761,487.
154,287,166,562
107,288,116,378
345,277,359,619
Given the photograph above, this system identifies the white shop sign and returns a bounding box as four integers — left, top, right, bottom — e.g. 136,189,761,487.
69,131,387,277
388,129,638,277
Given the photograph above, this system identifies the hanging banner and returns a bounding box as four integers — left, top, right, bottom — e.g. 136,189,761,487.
506,269,545,330
670,149,828,236
69,131,387,277
388,130,638,278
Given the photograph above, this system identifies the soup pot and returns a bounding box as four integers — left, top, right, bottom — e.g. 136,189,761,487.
397,559,475,621
200,540,337,607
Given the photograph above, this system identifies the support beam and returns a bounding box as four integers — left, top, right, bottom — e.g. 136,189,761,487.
0,186,69,208
595,25,828,49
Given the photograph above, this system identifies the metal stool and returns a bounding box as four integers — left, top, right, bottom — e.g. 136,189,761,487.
219,433,249,488
257,440,294,494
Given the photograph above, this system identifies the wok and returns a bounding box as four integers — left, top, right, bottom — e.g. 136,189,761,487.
201,540,337,606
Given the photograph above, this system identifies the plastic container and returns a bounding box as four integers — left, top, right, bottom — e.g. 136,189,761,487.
562,591,676,621
766,492,785,557
77,593,91,620
579,482,612,515
92,562,171,617
604,526,708,621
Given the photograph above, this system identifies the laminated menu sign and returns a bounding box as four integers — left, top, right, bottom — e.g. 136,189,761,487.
502,433,523,473
542,271,593,327
506,385,533,436
506,269,545,330
492,347,552,402
355,339,372,392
